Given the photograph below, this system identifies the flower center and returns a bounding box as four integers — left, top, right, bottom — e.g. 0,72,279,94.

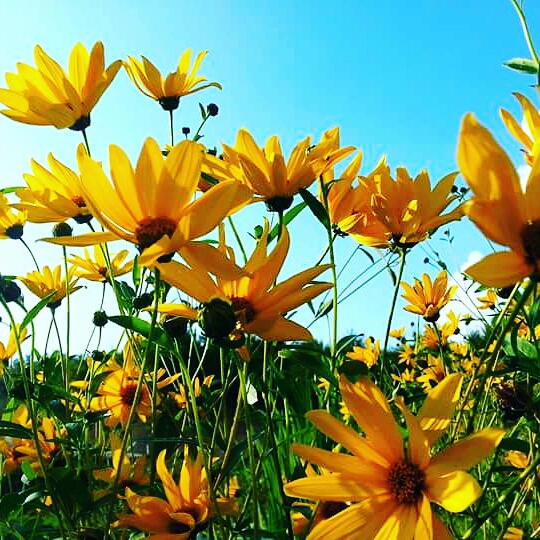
167,520,192,534
424,304,440,323
317,501,348,519
387,460,425,505
265,195,294,213
120,382,138,406
230,296,257,326
521,220,540,269
6,224,24,240
135,217,177,250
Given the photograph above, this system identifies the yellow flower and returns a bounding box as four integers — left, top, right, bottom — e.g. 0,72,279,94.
0,42,121,130
389,327,406,340
94,432,149,488
116,448,233,538
503,450,529,470
350,166,462,248
156,222,332,341
15,154,91,224
503,527,524,540
457,113,540,287
0,193,26,240
19,265,82,308
391,367,416,384
124,49,221,111
0,325,27,377
346,338,380,368
204,128,353,212
46,139,248,271
285,374,505,539
69,245,133,282
171,375,214,410
401,271,456,323
398,344,417,367
500,91,540,166
416,355,446,393
477,289,498,310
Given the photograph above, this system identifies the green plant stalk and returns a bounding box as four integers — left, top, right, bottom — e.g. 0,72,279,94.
0,297,71,538
169,109,175,146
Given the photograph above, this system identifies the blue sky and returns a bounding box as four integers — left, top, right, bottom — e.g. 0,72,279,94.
0,0,539,349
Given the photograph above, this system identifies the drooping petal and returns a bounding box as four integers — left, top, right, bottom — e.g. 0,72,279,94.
425,469,481,512
465,251,530,288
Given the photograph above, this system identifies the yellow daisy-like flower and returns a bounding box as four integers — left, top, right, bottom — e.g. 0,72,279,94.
45,139,248,271
457,113,540,287
346,337,380,368
500,91,540,166
0,193,26,240
477,289,498,310
15,154,91,224
285,374,505,539
204,128,354,212
124,49,221,111
0,42,121,130
401,271,456,323
0,325,27,378
18,265,82,308
68,245,133,282
416,355,446,393
156,222,332,341
93,432,150,488
116,448,232,538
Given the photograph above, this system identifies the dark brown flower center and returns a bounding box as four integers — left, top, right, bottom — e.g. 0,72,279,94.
521,220,540,268
424,304,440,323
387,460,425,505
135,217,176,250
230,297,257,326
72,196,86,208
317,501,348,519
167,520,192,534
120,382,138,406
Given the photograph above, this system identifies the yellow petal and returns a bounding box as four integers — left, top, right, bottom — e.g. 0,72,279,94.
465,251,530,288
425,469,481,512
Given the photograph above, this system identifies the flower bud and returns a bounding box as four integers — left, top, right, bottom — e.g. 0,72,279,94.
53,222,73,237
198,297,237,340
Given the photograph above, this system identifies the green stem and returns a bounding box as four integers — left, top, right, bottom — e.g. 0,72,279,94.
81,129,91,157
510,0,539,64
169,109,175,146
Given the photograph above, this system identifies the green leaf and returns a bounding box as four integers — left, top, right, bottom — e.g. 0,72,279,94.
299,188,330,229
20,294,56,330
503,57,539,74
278,347,337,386
199,102,207,120
0,186,23,195
0,420,33,439
268,202,306,242
108,315,172,348
21,460,37,481
338,359,369,381
0,492,25,521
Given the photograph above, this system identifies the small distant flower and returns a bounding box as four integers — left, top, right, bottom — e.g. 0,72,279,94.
391,367,416,384
346,337,380,368
285,374,505,539
477,289,498,310
457,114,540,287
19,265,82,309
0,193,26,240
503,450,529,470
500,91,540,166
15,154,91,224
389,327,406,339
204,128,354,212
398,343,418,367
69,245,133,282
416,354,446,392
503,527,524,540
0,325,27,377
401,271,457,323
124,49,222,111
0,42,121,130
94,432,150,489
116,448,235,538
171,375,214,410
156,221,332,342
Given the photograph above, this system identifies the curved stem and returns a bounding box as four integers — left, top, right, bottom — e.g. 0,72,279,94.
19,238,40,271
510,0,539,64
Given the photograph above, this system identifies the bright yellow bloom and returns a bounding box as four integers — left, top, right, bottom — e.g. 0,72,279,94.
0,193,26,240
171,375,214,410
124,49,221,111
204,128,354,212
503,450,529,470
416,355,446,393
346,338,380,368
116,448,233,538
45,139,248,271
0,42,121,130
156,222,332,341
477,289,498,310
457,113,540,287
0,325,27,377
93,432,149,488
398,344,417,367
500,91,540,166
401,271,456,323
389,327,406,340
351,167,462,248
15,154,91,224
19,265,82,308
503,527,524,540
285,374,505,539
69,245,133,282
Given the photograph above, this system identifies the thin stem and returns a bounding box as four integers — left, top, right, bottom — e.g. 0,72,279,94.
510,0,539,63
81,129,91,157
169,109,175,146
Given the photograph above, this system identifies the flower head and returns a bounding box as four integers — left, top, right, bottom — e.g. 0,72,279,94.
285,374,505,539
204,128,353,212
0,42,121,129
500,91,540,166
0,325,27,377
124,49,221,111
15,154,91,224
116,448,233,538
346,337,380,368
46,139,248,271
19,265,82,308
0,193,26,240
457,113,540,287
69,245,133,282
401,271,456,323
156,221,332,341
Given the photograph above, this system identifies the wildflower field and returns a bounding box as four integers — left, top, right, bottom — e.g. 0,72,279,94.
0,2,539,539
